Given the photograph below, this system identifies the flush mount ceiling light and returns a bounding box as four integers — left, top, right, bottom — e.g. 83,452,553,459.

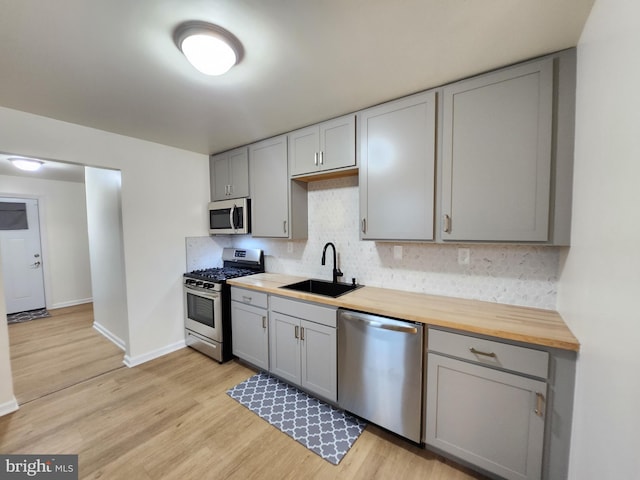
9,157,44,171
174,21,243,76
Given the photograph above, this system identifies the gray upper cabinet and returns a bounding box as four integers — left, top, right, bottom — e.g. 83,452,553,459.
358,91,437,241
439,50,576,244
289,114,356,177
249,135,308,239
210,147,249,201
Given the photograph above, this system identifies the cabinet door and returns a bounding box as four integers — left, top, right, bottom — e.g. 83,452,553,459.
289,125,320,176
228,147,249,198
441,59,553,242
426,353,546,480
249,135,290,237
230,301,269,370
359,91,436,240
269,312,301,385
300,319,337,402
319,115,356,172
210,152,230,201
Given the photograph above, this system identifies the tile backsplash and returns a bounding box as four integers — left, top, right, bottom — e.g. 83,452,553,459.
187,176,562,310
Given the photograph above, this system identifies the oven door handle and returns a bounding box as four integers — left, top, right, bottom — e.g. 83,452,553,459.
184,286,220,300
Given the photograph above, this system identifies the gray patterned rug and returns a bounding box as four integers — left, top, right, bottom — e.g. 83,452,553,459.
227,371,367,465
7,308,51,324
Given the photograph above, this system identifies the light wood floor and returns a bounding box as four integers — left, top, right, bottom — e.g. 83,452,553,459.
7,303,124,405
1,306,486,479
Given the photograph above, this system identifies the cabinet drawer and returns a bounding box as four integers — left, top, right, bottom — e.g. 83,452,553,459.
270,295,337,328
428,329,548,379
231,287,268,309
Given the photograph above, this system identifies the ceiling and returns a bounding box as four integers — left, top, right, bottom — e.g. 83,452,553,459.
0,0,595,157
0,154,85,183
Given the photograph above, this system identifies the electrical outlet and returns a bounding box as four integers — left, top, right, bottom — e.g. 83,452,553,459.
393,245,403,260
458,248,470,265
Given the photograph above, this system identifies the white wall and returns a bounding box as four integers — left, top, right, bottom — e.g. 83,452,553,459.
85,167,128,349
0,250,18,415
0,174,92,308
0,106,209,381
557,0,640,478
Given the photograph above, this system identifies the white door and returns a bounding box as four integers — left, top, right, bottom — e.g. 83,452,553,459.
0,198,46,314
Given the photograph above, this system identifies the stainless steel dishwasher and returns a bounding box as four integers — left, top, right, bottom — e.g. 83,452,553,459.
337,309,423,443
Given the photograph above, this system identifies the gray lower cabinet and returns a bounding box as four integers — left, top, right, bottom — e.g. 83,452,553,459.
210,146,249,201
268,296,337,402
426,329,549,480
358,90,437,241
230,288,269,370
439,49,576,244
249,135,308,239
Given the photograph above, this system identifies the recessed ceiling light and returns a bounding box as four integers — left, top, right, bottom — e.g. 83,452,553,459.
9,157,44,171
174,21,243,76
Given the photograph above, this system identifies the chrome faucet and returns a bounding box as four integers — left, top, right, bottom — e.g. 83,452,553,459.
321,242,343,284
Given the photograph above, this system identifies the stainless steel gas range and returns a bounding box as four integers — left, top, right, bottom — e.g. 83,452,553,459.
183,248,264,363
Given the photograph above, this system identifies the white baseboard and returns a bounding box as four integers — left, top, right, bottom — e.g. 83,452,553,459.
123,340,186,368
50,298,93,309
92,322,126,351
0,397,19,417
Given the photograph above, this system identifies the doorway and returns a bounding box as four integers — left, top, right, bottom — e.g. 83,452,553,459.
0,197,45,314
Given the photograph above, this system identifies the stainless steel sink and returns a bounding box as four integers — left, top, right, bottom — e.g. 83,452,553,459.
280,279,361,298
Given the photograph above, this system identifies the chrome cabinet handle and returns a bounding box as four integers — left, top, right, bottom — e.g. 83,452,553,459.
443,214,452,233
242,295,252,303
262,316,267,329
314,152,318,166
228,184,233,196
361,218,367,234
319,151,324,165
31,261,41,268
294,325,299,339
300,326,305,341
469,347,497,358
535,392,545,417
283,220,287,234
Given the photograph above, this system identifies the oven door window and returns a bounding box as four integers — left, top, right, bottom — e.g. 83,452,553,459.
186,292,216,329
210,208,232,230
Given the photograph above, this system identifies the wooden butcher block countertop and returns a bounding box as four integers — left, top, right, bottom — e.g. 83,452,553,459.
227,273,580,352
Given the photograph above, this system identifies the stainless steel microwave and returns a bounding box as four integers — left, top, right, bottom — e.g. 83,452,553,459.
208,198,251,235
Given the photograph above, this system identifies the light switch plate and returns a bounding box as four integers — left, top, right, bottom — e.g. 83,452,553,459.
458,248,470,265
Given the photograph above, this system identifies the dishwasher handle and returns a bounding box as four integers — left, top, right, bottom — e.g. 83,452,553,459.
340,311,420,334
